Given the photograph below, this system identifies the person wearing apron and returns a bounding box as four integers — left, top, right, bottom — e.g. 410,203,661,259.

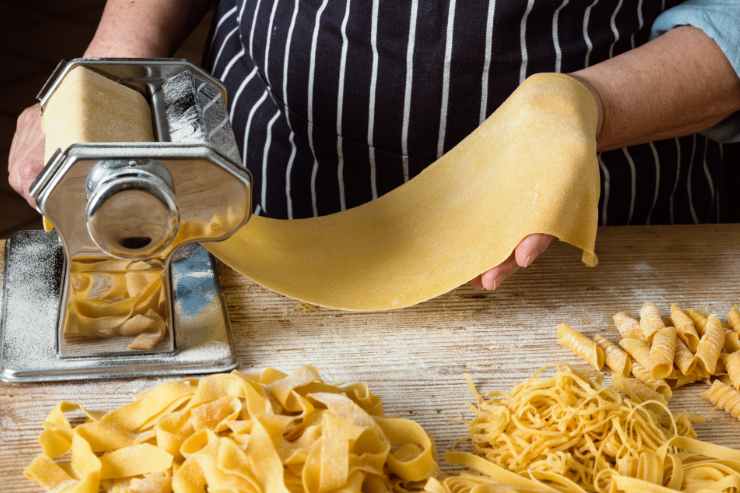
8,0,740,290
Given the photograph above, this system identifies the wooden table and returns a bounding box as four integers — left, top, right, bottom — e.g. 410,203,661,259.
2,224,740,490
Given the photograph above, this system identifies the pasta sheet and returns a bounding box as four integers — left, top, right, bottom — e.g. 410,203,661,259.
206,74,601,310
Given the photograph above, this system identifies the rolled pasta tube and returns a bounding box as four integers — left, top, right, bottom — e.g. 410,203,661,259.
594,335,631,376
556,324,605,370
722,352,740,390
726,331,740,352
639,303,665,341
649,326,677,380
686,308,708,336
703,380,740,420
619,337,652,370
728,305,740,332
670,304,700,352
630,362,672,399
674,339,697,376
613,312,642,339
693,315,725,375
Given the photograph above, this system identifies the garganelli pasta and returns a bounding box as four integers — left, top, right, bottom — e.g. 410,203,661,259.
724,351,740,390
639,302,665,341
619,337,652,370
556,323,604,370
704,380,740,420
670,304,700,352
694,314,725,375
673,339,697,376
561,302,740,426
648,326,677,380
686,308,709,335
613,312,642,339
25,366,438,493
594,334,631,376
630,362,672,399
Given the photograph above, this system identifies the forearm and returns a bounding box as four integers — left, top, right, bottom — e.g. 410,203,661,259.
572,26,740,151
85,0,213,58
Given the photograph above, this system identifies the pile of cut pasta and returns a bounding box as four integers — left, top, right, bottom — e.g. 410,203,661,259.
25,342,740,493
68,258,168,350
431,365,740,493
25,366,437,493
556,303,740,414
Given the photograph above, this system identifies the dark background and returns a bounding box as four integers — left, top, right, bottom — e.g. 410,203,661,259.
0,1,212,236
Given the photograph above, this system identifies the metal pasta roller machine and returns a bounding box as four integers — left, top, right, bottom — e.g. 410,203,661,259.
0,59,252,382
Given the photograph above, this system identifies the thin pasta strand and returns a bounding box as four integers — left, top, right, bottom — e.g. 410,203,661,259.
454,365,740,493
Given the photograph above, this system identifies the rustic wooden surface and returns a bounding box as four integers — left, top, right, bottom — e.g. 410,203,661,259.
2,224,740,490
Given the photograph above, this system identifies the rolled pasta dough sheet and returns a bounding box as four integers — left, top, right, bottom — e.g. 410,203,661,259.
43,65,153,159
43,68,600,311
208,74,600,310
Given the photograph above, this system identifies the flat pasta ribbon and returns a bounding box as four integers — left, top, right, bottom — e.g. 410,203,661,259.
25,367,438,493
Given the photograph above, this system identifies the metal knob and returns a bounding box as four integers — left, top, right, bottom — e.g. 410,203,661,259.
85,160,179,258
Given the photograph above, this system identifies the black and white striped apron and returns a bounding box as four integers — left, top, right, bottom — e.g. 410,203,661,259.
204,0,739,225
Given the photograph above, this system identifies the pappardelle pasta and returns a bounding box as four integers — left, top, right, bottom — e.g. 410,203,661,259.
25,366,438,493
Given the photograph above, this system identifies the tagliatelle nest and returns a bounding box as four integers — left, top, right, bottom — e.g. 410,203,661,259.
435,365,740,493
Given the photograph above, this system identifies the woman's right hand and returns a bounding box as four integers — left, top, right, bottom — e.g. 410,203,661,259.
8,104,45,208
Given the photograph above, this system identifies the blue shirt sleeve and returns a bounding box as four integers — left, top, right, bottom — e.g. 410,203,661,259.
651,0,740,143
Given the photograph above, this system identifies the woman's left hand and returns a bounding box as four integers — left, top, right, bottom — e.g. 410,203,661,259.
471,233,554,290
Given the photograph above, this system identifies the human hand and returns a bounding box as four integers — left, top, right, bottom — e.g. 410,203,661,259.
8,104,45,207
471,233,554,290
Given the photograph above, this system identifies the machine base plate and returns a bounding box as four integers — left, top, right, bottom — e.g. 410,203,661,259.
0,230,237,382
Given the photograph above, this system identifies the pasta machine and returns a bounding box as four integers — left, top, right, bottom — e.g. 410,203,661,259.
0,59,252,382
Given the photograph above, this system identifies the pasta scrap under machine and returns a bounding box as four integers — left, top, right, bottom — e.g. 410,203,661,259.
0,59,252,382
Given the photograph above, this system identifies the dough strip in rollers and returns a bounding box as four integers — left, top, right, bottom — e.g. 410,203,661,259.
45,68,601,311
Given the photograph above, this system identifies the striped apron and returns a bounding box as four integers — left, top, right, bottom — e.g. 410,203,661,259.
205,0,739,224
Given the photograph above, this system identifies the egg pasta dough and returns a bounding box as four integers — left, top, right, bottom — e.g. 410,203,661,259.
25,366,437,493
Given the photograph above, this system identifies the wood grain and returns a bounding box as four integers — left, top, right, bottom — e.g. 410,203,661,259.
2,224,740,491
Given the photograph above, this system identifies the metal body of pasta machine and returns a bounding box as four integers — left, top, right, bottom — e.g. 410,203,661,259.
0,58,252,382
